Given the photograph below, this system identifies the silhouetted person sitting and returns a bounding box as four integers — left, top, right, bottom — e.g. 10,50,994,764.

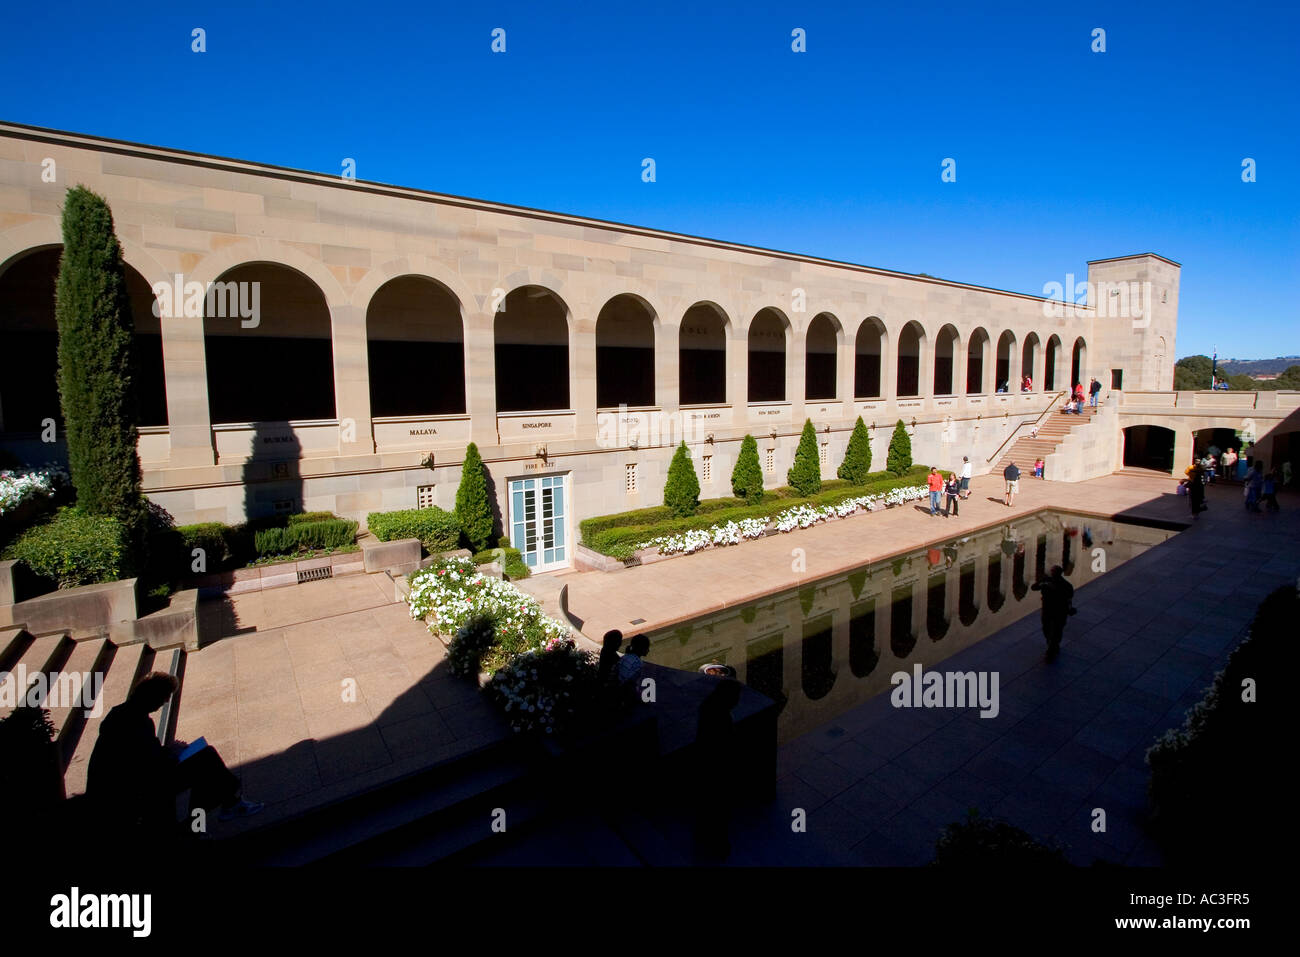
87,673,261,840
597,630,624,709
693,678,744,862
617,633,651,706
1030,565,1076,661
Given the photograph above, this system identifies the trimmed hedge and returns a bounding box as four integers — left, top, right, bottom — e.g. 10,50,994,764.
287,511,337,526
580,467,922,542
177,522,233,568
3,506,129,588
367,506,461,552
582,467,931,556
253,518,357,558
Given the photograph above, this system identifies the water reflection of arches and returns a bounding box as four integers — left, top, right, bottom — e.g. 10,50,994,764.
958,560,978,625
890,584,916,657
801,615,837,700
1012,549,1028,600
849,600,878,678
986,554,1006,612
1035,533,1048,581
926,572,949,640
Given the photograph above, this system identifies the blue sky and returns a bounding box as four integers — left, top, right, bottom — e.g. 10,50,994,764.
2,0,1296,359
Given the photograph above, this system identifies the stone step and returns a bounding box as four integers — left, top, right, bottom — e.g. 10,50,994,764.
0,632,71,721
62,641,150,794
44,637,113,757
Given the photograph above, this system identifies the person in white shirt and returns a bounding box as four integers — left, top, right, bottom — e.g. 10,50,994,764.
959,456,972,499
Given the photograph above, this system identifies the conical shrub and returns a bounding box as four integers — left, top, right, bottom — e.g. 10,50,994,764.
731,434,764,504
787,419,822,497
838,416,872,484
663,441,701,517
455,442,495,552
886,419,912,475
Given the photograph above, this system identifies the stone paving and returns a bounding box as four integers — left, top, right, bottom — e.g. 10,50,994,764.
177,576,509,833
472,477,1298,865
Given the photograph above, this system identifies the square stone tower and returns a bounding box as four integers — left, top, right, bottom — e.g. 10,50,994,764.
1086,253,1181,391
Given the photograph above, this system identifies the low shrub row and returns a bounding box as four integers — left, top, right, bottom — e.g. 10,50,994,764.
3,506,130,589
367,506,461,552
252,518,358,557
578,473,895,541
582,467,932,557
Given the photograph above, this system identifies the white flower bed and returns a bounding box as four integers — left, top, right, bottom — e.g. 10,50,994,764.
638,485,929,556
406,556,570,652
0,465,68,517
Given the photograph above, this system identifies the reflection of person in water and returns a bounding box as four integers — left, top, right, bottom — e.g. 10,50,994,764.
1031,565,1076,662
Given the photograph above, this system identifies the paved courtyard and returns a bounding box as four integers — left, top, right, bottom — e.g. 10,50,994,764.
473,477,1298,865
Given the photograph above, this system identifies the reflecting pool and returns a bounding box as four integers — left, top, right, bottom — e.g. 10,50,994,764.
643,510,1176,743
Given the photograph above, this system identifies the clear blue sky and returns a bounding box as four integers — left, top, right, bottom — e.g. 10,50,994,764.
2,0,1296,360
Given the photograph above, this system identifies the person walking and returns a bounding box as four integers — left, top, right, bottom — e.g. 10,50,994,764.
1031,565,1076,661
1262,468,1280,512
944,472,961,517
1220,448,1237,482
1245,463,1264,512
692,679,744,862
1003,461,1021,507
927,467,944,516
1088,376,1101,409
959,455,972,499
1187,464,1206,519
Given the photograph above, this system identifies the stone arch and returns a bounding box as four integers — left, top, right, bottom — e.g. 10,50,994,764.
679,300,730,406
995,329,1017,393
805,312,841,401
596,292,658,408
495,284,572,412
933,323,961,396
747,306,792,403
1044,333,1063,391
188,236,348,308
365,274,466,417
896,321,926,397
854,316,887,398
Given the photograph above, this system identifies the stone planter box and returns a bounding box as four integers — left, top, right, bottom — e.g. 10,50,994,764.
192,549,365,597
0,575,138,636
360,535,422,576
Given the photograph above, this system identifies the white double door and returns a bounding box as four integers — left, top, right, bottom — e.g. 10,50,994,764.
508,474,569,571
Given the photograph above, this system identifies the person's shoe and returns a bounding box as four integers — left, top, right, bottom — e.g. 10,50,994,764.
219,799,265,821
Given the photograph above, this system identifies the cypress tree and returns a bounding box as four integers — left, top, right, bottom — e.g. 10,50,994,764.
455,442,495,552
886,419,912,475
837,416,872,484
787,418,822,497
663,441,701,518
731,434,764,504
54,186,146,540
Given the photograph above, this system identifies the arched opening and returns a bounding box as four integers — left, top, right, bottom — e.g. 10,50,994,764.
495,286,569,412
1012,542,1028,601
366,276,464,417
966,327,990,395
958,560,978,625
890,584,915,658
1071,337,1087,392
995,330,1016,393
933,324,959,396
849,599,878,677
1044,335,1062,392
1193,427,1240,463
1270,431,1300,487
896,321,925,397
805,313,838,400
679,302,727,405
986,553,1005,612
854,318,885,398
1035,533,1048,582
1020,333,1040,391
801,614,836,701
927,572,949,640
0,246,167,434
596,294,656,408
1122,425,1176,472
204,263,334,423
747,308,788,402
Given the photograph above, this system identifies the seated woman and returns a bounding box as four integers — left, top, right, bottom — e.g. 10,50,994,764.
87,673,262,837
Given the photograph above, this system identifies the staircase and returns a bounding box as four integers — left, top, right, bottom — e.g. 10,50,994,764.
991,404,1100,475
0,626,184,796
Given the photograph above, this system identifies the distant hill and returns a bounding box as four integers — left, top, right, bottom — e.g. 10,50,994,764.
1217,356,1300,376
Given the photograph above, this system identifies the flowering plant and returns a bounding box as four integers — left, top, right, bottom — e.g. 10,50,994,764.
407,556,570,671
0,465,68,517
486,637,600,735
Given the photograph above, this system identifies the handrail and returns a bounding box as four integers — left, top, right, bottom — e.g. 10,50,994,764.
984,391,1067,464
